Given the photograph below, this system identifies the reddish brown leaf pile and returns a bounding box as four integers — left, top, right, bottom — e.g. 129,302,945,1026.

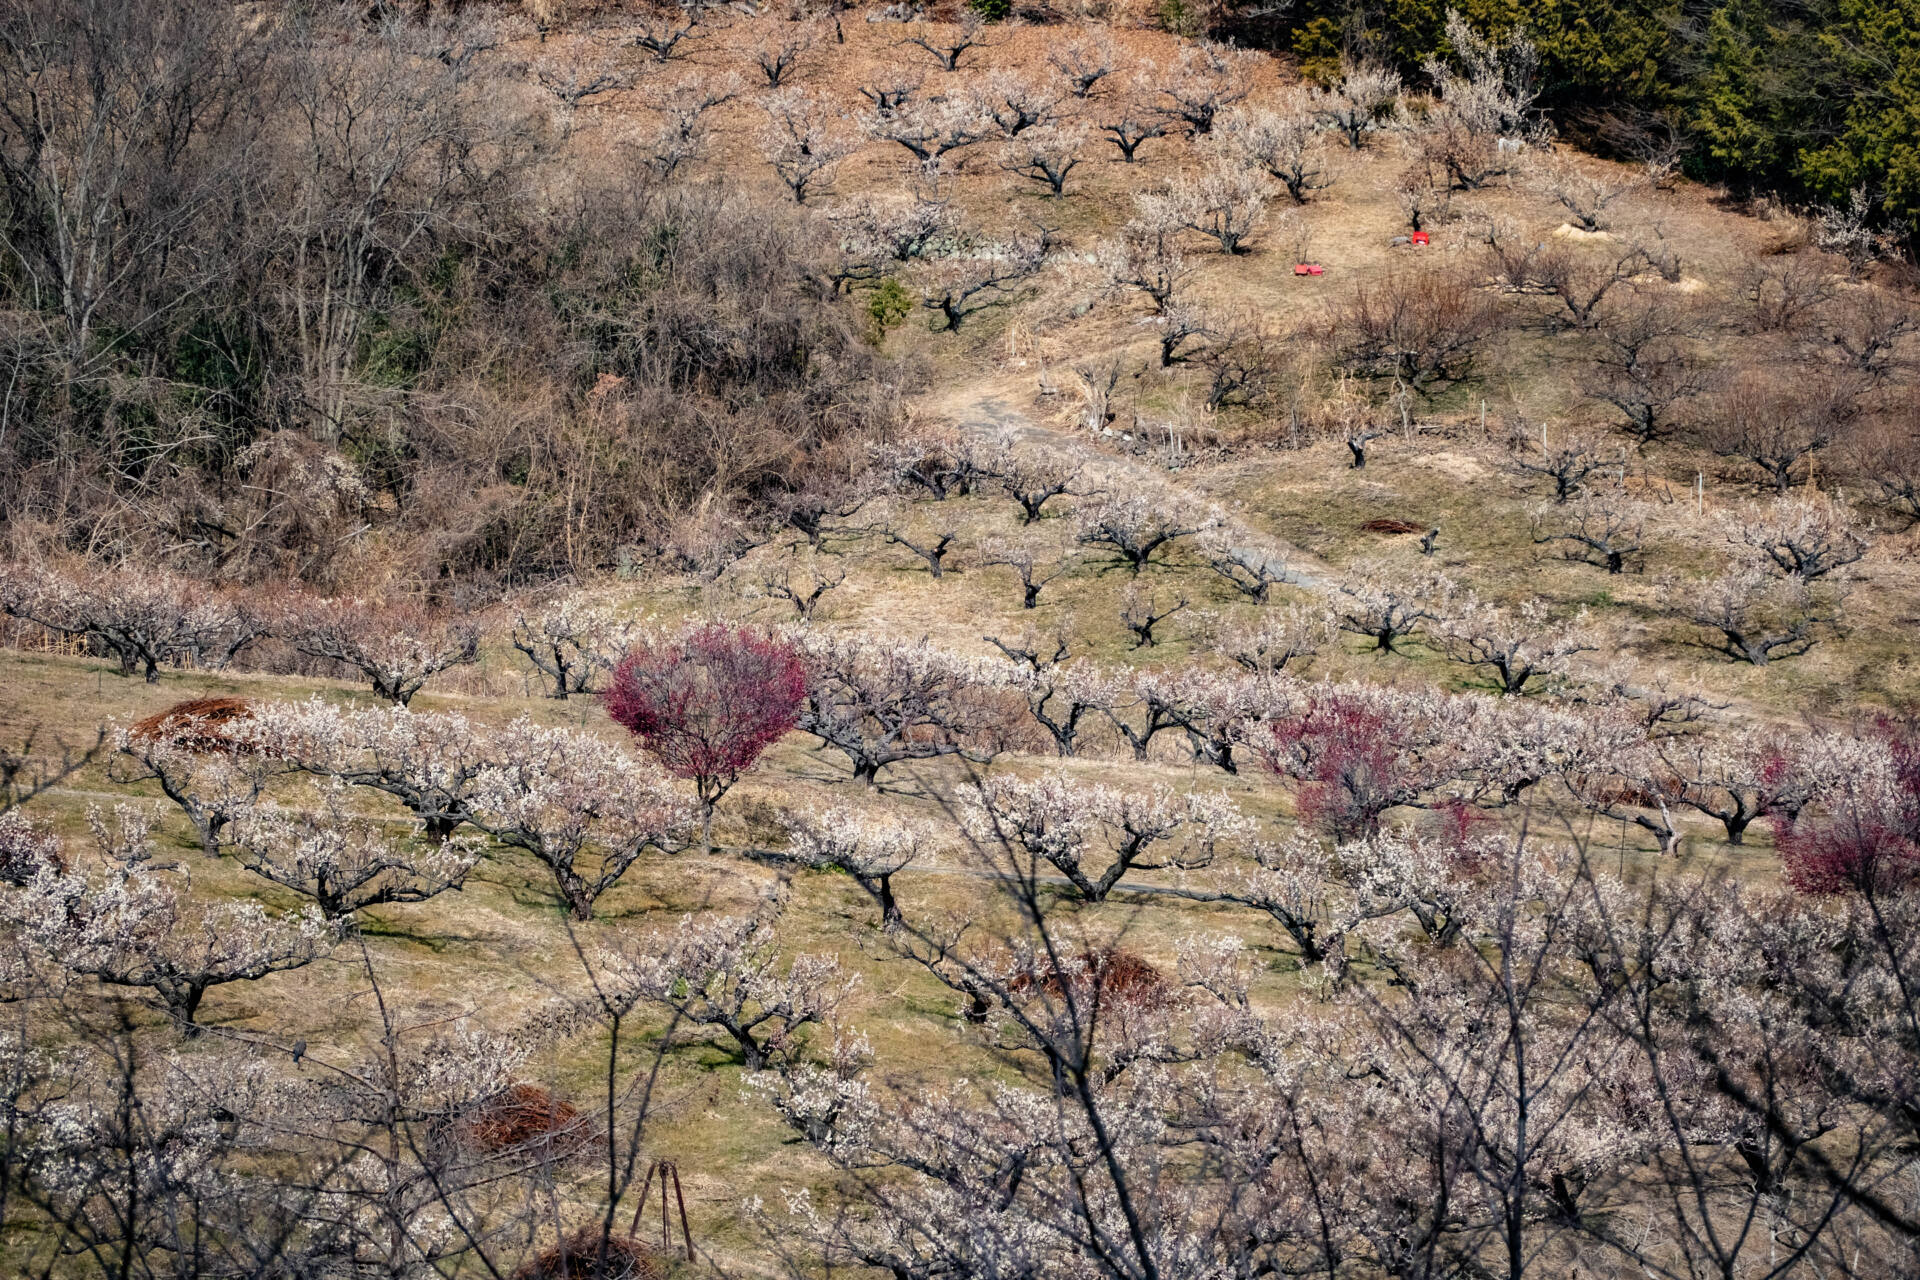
128,697,256,752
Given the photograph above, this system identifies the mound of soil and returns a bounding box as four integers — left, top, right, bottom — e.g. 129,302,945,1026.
463,1084,592,1159
129,697,256,752
1359,519,1426,534
513,1231,663,1280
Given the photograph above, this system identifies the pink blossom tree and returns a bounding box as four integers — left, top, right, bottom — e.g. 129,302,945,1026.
604,624,806,847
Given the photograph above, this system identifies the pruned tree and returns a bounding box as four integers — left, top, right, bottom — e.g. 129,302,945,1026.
597,890,857,1069
1671,568,1840,666
989,440,1082,523
632,72,740,179
1194,310,1282,409
226,794,480,922
972,69,1063,138
1821,285,1917,382
1097,221,1194,315
1722,494,1868,582
470,720,693,919
749,551,848,622
274,595,481,706
509,595,636,699
790,632,1017,785
5,805,329,1027
1309,59,1401,148
1532,487,1646,574
978,539,1070,609
784,806,932,928
758,86,857,204
997,124,1088,197
917,227,1050,331
1048,30,1121,98
604,624,807,847
242,699,496,844
1098,92,1169,162
1496,421,1625,501
533,55,632,139
0,564,263,684
1162,162,1270,255
1196,526,1292,602
991,644,1115,758
1119,584,1188,648
1074,490,1219,573
1150,42,1257,136
857,64,924,115
630,2,712,61
1217,100,1333,203
1331,562,1457,653
109,728,281,858
1533,150,1640,231
1435,596,1598,694
957,773,1247,901
751,22,817,86
1741,254,1835,335
1219,604,1332,675
873,510,961,579
898,13,997,72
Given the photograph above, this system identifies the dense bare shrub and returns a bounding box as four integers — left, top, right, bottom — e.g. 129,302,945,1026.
1580,293,1709,444
1701,364,1864,492
1330,268,1506,393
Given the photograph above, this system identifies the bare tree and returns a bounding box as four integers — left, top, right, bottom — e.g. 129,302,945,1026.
1097,221,1194,314
1741,254,1835,334
749,551,847,622
899,13,998,72
1581,292,1709,444
509,594,636,699
1701,364,1863,493
1497,420,1625,501
751,22,818,86
973,69,1063,137
1821,284,1917,382
1332,267,1506,393
1048,30,1121,98
1532,487,1646,573
858,64,924,115
873,509,960,580
1119,584,1188,648
533,54,632,139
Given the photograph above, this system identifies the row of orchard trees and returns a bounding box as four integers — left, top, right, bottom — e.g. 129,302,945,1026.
0,651,1916,1276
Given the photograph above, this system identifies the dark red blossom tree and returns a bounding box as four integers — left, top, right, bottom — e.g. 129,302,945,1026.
1264,694,1415,842
1775,721,1920,900
605,625,806,848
